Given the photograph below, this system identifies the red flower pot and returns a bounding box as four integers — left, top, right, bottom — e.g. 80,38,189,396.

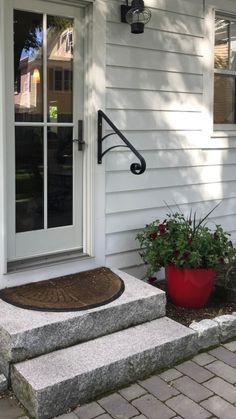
165,265,215,309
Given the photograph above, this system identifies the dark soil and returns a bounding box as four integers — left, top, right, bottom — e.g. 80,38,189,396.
153,280,236,327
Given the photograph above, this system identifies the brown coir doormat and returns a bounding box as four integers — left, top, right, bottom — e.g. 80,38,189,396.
0,267,125,312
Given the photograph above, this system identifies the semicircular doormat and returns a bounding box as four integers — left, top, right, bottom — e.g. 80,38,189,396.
0,267,125,312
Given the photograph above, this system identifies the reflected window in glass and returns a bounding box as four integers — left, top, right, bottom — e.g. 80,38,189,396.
47,15,74,123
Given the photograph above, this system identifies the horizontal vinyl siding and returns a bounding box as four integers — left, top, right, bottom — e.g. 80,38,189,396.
106,199,236,235
106,182,236,214
105,149,236,171
102,130,236,150
107,45,203,74
104,0,236,277
106,68,203,93
107,90,203,111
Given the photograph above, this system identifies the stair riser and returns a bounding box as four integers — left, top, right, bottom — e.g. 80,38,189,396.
11,333,197,419
0,374,8,394
0,293,166,377
0,329,11,377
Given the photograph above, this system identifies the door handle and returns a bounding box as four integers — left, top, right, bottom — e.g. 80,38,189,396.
73,120,85,151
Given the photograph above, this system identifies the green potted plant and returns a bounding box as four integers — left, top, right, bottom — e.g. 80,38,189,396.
136,206,236,309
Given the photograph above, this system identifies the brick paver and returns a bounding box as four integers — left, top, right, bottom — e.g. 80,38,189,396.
166,394,211,419
172,375,213,402
74,401,105,419
208,346,236,367
192,353,216,366
0,397,25,419
2,340,236,419
132,394,175,419
203,376,236,403
98,393,139,418
175,360,214,383
205,360,236,383
138,375,179,401
223,341,236,351
119,383,147,401
201,395,236,419
159,368,183,382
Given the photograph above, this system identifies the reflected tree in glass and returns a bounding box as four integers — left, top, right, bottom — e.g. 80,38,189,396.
15,127,44,232
14,11,44,122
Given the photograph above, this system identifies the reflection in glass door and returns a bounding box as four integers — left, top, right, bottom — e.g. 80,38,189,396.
10,2,84,260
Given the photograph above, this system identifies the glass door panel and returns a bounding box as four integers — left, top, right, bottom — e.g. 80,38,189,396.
47,16,74,123
15,126,44,232
14,10,44,122
9,0,84,261
47,127,73,228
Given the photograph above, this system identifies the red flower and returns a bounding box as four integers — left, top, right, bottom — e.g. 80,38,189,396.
148,277,156,284
173,250,180,258
187,238,193,246
158,224,166,235
149,232,157,241
219,257,225,265
183,251,190,260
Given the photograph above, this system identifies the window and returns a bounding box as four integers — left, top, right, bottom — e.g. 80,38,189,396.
214,14,236,124
60,30,73,54
53,68,72,91
64,69,72,91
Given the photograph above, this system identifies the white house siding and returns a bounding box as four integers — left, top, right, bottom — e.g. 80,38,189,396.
105,0,236,278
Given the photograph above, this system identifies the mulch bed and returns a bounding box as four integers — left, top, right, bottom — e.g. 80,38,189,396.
152,280,236,327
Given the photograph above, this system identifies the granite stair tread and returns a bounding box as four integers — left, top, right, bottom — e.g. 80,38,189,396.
11,316,197,419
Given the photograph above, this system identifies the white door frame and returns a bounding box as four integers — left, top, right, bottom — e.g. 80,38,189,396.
0,0,106,286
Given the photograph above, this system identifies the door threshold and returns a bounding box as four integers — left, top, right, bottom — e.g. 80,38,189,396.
7,250,90,273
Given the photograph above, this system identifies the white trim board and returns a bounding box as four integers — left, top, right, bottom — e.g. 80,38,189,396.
0,0,7,275
206,0,236,13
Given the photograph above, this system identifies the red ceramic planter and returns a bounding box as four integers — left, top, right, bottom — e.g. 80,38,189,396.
165,265,216,309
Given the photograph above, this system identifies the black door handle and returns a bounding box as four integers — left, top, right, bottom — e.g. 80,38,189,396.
73,120,85,151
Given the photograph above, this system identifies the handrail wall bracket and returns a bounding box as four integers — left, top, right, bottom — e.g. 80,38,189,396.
97,110,146,175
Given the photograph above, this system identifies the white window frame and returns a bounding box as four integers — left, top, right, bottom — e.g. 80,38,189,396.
205,0,236,137
214,12,236,130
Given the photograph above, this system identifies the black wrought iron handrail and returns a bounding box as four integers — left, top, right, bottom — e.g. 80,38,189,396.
97,110,146,175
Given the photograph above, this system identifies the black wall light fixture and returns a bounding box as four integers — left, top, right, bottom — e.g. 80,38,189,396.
121,0,151,34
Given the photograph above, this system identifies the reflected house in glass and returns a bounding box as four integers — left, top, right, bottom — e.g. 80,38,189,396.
14,16,74,124
13,12,75,235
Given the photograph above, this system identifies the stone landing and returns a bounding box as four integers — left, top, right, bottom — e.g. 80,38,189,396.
0,269,166,377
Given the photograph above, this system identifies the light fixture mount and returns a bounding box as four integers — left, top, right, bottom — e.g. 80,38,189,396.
121,0,151,34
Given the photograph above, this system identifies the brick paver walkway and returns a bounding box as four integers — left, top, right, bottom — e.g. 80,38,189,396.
1,341,236,419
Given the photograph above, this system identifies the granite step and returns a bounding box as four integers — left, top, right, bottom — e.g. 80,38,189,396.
11,317,197,419
0,269,166,377
0,372,8,394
